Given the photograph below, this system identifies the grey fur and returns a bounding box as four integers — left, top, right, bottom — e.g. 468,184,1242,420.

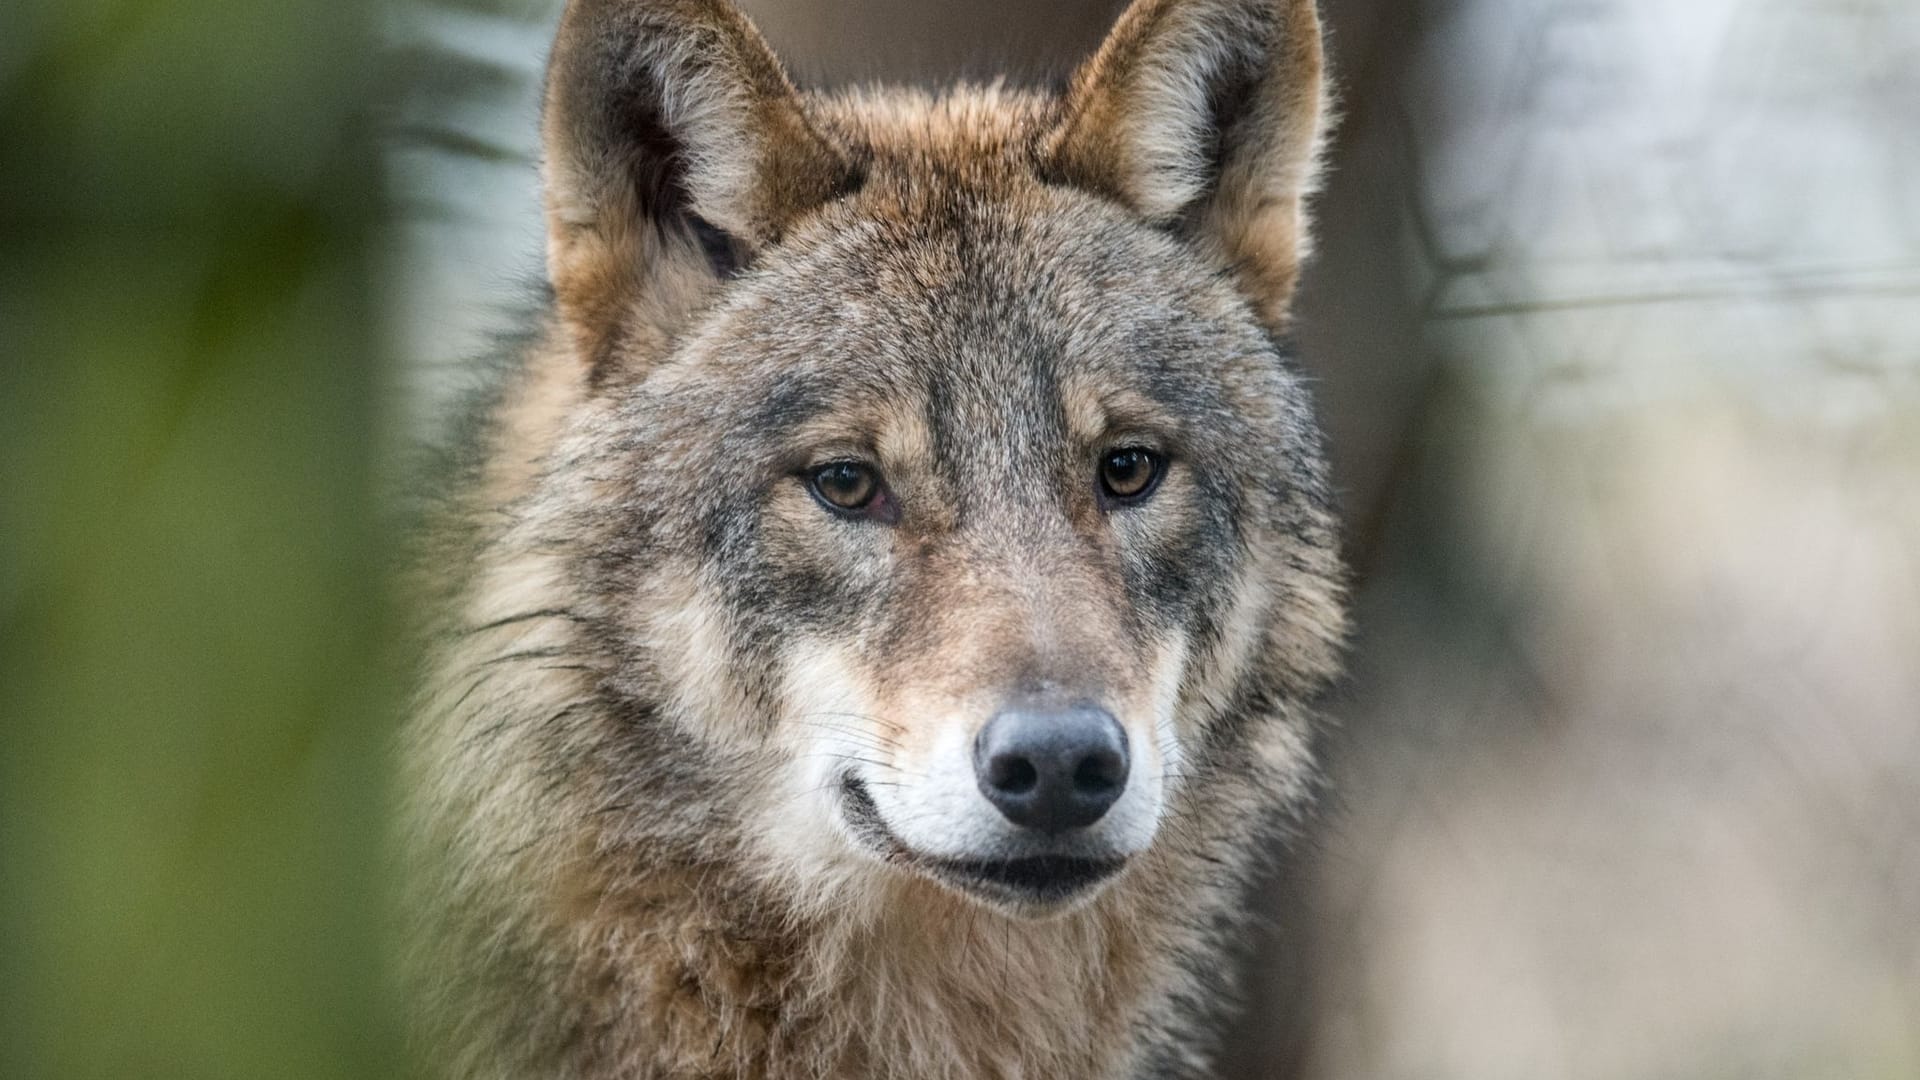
402,2,1344,1077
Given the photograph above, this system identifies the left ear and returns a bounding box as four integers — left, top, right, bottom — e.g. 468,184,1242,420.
1043,0,1328,328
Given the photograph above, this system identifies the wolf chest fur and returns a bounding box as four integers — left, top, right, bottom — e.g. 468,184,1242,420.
402,0,1346,1076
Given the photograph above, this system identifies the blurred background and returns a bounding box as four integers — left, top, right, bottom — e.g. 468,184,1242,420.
5,0,1916,1077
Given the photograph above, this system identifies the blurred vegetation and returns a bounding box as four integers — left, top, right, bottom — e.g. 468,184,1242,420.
1,1,400,1078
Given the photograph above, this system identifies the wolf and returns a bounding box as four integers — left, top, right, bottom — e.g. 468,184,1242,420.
401,0,1345,1076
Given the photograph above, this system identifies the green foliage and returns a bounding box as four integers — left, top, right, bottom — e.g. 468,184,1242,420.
1,1,401,1077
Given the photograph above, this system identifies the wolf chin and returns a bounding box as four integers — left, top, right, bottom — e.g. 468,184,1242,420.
402,0,1345,1076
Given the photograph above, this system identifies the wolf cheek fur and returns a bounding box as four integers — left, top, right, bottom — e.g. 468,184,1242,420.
402,0,1346,1077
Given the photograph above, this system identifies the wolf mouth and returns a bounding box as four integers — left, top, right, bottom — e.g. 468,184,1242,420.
839,776,1126,907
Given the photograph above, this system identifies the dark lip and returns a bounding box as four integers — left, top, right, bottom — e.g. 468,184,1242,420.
922,853,1127,903
839,776,1127,907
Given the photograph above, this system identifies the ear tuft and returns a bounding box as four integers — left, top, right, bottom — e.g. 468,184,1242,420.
1044,0,1329,327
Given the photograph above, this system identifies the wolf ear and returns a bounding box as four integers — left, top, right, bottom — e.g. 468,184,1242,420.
1044,0,1327,328
541,0,858,373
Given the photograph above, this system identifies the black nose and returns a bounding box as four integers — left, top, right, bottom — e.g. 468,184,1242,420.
973,703,1130,834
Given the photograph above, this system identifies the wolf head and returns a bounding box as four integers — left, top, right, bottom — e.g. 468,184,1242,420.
494,0,1341,919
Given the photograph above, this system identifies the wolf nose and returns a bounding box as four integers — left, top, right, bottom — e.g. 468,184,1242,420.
973,704,1130,834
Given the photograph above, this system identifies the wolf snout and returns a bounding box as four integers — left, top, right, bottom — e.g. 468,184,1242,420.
972,703,1130,834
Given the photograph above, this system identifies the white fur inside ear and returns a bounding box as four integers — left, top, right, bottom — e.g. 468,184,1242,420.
1121,17,1251,220
1064,0,1327,231
635,33,766,238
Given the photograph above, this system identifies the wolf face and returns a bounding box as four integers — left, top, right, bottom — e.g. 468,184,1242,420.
521,0,1338,919
410,0,1343,1073
583,177,1334,916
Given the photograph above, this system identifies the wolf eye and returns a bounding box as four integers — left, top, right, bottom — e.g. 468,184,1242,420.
1098,447,1164,506
808,461,892,520
812,462,876,508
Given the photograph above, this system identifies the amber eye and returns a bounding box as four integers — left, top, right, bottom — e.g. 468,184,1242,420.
809,461,882,514
1098,447,1164,505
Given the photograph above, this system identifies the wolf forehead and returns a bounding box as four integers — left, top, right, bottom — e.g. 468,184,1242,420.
645,121,1318,453
625,186,1324,529
608,103,1328,504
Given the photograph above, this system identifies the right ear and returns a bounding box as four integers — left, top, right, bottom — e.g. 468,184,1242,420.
541,0,859,375
1042,0,1327,330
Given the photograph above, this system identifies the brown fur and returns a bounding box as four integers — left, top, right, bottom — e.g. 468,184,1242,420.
402,2,1343,1077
